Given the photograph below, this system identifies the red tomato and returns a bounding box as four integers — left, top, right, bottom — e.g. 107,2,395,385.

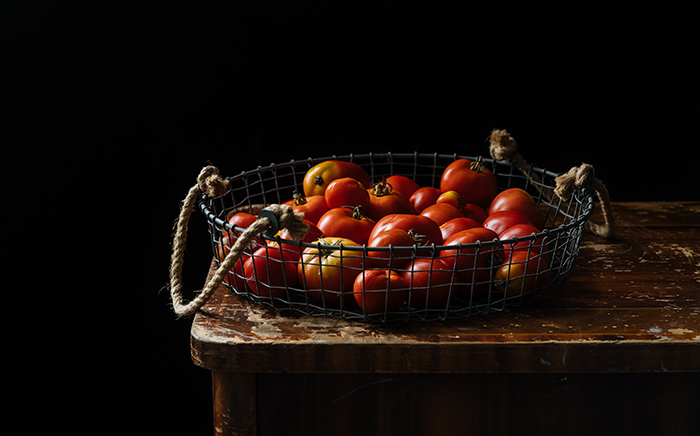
227,211,264,248
494,251,550,298
284,191,330,225
324,177,371,210
366,179,416,221
482,210,532,236
409,187,442,213
316,206,376,245
436,190,489,224
217,233,251,292
278,219,324,243
228,211,257,229
368,214,443,248
244,245,298,299
366,228,420,269
440,157,498,210
400,258,455,308
499,224,547,259
224,255,248,293
216,233,235,262
353,269,409,314
439,217,482,242
489,188,545,230
297,237,364,305
385,175,420,198
461,203,488,224
303,160,371,197
440,227,502,297
274,220,325,261
419,203,465,227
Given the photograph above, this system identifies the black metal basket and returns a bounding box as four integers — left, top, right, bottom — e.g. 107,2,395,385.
199,153,595,322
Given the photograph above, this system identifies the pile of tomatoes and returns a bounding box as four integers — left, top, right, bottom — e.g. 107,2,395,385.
218,158,552,315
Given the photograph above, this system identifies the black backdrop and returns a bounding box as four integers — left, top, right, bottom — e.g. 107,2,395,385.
5,3,697,434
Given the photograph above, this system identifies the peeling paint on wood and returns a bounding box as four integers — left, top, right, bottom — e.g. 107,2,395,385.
191,202,700,374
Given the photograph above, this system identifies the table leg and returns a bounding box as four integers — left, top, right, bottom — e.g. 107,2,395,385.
212,371,257,436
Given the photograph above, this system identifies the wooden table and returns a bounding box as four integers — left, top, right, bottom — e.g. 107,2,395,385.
190,202,699,436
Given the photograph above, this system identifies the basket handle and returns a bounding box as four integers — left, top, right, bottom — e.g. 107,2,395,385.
489,129,615,239
168,166,309,318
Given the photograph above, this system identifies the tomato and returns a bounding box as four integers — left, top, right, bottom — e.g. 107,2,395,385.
226,211,264,249
409,187,442,213
324,177,371,210
224,255,248,293
494,251,550,298
440,227,502,297
460,203,488,224
436,190,489,224
216,233,235,262
284,191,330,225
400,258,456,308
365,179,416,221
353,269,409,314
440,156,498,210
278,219,324,243
217,233,251,292
303,160,372,197
385,175,420,198
435,190,465,209
297,237,364,305
489,188,545,230
439,217,482,242
366,228,420,269
228,211,257,229
274,220,325,261
482,210,532,236
244,245,298,299
368,214,443,248
419,203,465,227
498,224,547,259
316,206,376,245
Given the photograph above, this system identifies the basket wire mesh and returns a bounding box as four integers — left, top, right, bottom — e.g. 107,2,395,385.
199,153,595,322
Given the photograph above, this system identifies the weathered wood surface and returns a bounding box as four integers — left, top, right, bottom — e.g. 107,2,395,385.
191,202,700,374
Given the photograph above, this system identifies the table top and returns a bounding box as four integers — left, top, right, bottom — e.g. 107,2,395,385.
190,201,700,374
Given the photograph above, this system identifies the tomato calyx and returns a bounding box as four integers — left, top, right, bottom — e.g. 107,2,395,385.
469,156,487,173
314,175,324,187
494,278,510,292
370,178,393,197
346,204,368,220
292,190,308,206
489,252,504,268
315,238,343,258
406,228,426,246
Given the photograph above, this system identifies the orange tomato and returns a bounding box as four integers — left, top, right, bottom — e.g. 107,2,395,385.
303,160,371,197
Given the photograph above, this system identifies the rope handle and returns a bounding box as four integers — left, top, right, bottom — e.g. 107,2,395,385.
488,129,615,239
168,166,309,318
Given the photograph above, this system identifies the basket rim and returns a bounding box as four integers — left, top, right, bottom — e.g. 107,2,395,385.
200,152,596,252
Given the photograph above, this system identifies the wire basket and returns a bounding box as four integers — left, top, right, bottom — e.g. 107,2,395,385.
199,152,595,322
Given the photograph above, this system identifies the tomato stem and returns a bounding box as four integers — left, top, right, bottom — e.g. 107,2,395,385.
292,190,308,206
407,229,426,246
316,238,342,258
370,178,393,197
469,156,487,173
350,205,366,220
314,175,324,186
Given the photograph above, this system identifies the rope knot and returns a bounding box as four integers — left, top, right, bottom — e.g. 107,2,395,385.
554,163,594,201
488,129,518,162
263,204,310,241
197,165,229,197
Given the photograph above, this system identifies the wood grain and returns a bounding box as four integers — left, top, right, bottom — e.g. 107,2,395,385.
191,202,700,373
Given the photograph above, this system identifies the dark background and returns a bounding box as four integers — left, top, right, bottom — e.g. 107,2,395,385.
4,3,696,434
